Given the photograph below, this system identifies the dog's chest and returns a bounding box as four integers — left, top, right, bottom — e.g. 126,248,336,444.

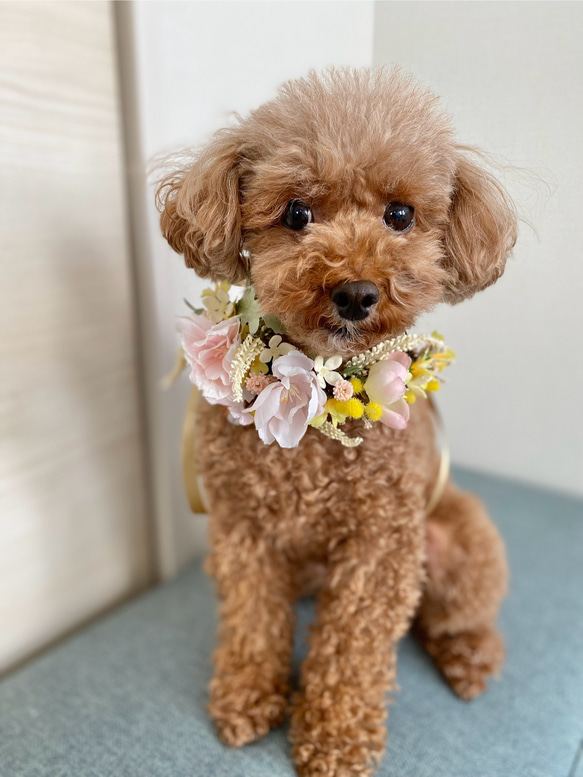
197,401,436,558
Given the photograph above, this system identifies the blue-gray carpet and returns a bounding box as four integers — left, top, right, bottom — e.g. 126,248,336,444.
1,469,582,777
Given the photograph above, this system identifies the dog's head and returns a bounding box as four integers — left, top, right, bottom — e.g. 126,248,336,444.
157,69,517,357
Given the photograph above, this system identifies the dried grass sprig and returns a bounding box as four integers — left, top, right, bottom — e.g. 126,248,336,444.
230,335,264,402
316,421,363,447
343,333,446,373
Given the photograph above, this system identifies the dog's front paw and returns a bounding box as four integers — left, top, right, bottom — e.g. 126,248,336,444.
423,627,505,701
289,691,386,777
208,668,289,747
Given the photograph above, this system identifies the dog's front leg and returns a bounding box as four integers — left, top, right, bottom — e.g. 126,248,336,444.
206,521,296,747
290,515,425,777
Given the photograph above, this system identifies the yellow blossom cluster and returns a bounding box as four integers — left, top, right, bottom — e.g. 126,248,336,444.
310,375,384,429
405,347,455,403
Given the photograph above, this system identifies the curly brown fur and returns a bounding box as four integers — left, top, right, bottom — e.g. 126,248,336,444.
157,68,515,776
416,484,508,700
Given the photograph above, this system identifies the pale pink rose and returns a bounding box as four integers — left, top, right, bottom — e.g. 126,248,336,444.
247,351,326,448
177,314,241,404
364,351,412,430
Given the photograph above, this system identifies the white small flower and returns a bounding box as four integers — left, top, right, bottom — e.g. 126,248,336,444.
259,335,295,364
229,285,246,303
313,354,343,388
202,284,235,323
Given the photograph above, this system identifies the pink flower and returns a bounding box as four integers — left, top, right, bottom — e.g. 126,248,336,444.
247,351,326,448
333,378,354,402
245,373,278,395
226,400,254,426
364,352,412,430
177,314,241,404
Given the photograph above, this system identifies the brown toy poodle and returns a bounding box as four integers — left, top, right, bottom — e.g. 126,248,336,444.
156,68,516,777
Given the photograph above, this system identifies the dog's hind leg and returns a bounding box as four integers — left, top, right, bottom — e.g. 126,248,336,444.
416,482,508,700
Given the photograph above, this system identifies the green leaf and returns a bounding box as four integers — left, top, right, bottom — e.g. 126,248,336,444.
262,314,287,335
236,286,261,335
184,298,204,315
341,364,365,378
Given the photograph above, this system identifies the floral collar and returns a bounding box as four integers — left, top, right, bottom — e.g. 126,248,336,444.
177,282,454,448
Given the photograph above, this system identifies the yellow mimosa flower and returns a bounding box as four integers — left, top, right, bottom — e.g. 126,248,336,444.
365,401,383,420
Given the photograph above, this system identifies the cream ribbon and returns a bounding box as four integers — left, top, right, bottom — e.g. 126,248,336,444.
182,386,207,513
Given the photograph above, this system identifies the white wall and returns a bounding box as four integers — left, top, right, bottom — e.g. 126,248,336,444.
120,1,375,576
373,1,583,498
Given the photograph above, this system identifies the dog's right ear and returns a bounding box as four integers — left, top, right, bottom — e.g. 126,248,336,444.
156,129,247,283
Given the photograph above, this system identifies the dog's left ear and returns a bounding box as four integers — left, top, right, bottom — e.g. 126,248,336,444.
441,152,517,303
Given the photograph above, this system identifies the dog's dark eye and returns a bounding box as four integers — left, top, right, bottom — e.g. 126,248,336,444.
383,202,414,232
282,199,313,231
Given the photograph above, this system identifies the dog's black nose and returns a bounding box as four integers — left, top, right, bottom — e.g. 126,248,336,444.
330,281,380,321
